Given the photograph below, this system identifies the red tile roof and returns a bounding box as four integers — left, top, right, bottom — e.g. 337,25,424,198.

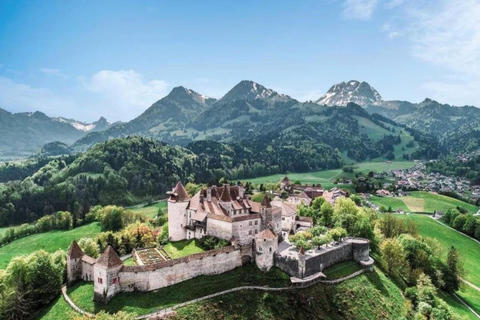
96,246,123,268
170,181,190,202
256,229,277,240
68,240,84,259
261,194,272,208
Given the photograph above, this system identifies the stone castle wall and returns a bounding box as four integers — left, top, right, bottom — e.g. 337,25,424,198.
118,244,253,293
275,238,371,278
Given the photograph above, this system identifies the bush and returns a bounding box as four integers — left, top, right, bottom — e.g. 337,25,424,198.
198,235,229,250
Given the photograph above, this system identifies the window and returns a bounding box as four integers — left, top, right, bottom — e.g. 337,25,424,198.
249,230,252,235
269,247,272,252
98,278,103,284
254,220,258,225
282,217,285,221
112,277,117,284
249,221,252,226
255,229,258,234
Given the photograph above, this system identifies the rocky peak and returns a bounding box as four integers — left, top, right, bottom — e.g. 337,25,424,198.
316,80,382,107
220,80,291,103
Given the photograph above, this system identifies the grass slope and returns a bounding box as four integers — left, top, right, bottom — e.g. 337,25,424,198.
39,267,406,320
371,191,478,214
245,161,415,189
396,214,480,315
0,222,101,269
66,264,290,316
128,200,167,219
174,267,406,320
323,260,362,279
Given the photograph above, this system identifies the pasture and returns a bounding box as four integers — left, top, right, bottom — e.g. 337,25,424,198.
0,222,101,269
244,161,416,190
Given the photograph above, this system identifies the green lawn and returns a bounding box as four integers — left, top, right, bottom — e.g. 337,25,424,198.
323,260,362,279
244,161,415,189
163,239,205,259
128,200,167,219
396,214,480,288
457,286,480,317
370,196,410,212
31,295,78,320
437,291,478,320
66,264,290,316
371,191,478,214
0,222,101,269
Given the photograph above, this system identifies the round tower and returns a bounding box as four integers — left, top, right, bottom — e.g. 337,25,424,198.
255,229,278,271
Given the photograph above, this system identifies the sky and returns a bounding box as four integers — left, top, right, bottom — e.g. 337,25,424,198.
0,0,479,122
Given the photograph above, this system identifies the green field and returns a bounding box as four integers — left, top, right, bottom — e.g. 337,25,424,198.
163,239,205,259
371,191,478,214
396,214,480,287
128,200,167,219
0,222,101,269
244,161,416,189
323,260,362,279
437,291,478,320
396,214,480,314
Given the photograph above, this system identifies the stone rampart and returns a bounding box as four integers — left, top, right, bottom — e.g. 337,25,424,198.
118,244,252,293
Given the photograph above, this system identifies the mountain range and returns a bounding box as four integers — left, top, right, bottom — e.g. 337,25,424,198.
0,108,112,159
1,79,479,160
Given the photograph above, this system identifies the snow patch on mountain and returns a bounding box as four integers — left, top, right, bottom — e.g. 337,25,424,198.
316,80,382,107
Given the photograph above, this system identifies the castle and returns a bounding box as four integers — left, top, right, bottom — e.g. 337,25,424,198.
66,181,373,304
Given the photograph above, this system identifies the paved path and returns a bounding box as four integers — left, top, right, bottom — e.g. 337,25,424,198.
62,269,367,319
460,277,480,292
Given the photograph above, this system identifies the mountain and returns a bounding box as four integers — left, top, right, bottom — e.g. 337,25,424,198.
316,80,382,106
219,80,292,103
365,98,480,152
54,116,111,132
71,80,434,163
0,108,112,159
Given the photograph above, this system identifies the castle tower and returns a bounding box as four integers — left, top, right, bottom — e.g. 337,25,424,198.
67,240,84,286
255,229,278,271
260,194,282,236
298,246,306,278
167,181,190,241
93,246,124,303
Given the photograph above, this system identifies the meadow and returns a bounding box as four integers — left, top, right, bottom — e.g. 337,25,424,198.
396,214,480,314
244,161,416,189
0,222,101,269
371,191,478,214
128,200,167,219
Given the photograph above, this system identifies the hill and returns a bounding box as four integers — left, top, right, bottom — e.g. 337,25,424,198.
0,108,111,159
72,80,433,163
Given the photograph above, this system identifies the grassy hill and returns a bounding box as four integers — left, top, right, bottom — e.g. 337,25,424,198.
0,222,101,269
244,161,415,190
36,266,409,320
396,214,480,314
371,191,478,214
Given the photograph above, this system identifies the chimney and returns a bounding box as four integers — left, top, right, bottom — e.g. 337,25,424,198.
207,188,212,202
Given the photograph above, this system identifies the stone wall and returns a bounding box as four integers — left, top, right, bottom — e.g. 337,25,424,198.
275,238,371,278
232,215,261,245
81,261,94,281
118,244,253,293
206,217,232,240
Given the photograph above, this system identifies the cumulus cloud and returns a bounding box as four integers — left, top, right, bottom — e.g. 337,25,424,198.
82,70,169,120
343,0,378,20
0,76,77,115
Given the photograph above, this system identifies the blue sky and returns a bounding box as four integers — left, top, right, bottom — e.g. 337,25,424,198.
0,0,479,122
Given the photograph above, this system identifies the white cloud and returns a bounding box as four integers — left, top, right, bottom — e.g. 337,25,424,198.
0,76,77,115
409,0,480,77
343,0,379,20
82,70,170,121
40,67,68,79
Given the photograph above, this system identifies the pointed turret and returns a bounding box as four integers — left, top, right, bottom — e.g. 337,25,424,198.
68,240,84,259
261,194,272,208
169,181,190,202
220,184,232,202
95,246,123,268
